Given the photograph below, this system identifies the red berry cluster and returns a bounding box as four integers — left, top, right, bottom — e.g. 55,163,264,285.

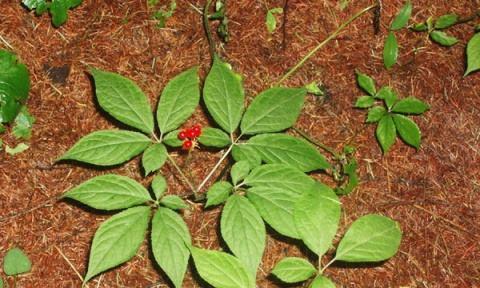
178,124,202,150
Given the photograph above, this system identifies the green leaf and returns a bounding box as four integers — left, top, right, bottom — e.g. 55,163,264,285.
84,206,150,282
410,22,428,32
271,257,316,283
247,133,330,172
336,214,402,262
305,81,325,96
430,31,458,46
244,164,314,193
162,130,183,147
294,183,341,257
232,145,262,168
0,50,30,124
376,115,396,153
142,143,167,176
12,106,35,140
50,0,69,27
240,87,306,135
203,56,244,133
465,33,480,76
151,208,191,288
191,247,255,288
384,32,398,69
334,158,358,196
377,86,398,109
59,130,151,166
5,143,29,155
160,195,188,210
0,277,3,288
151,175,167,200
221,195,265,275
390,1,412,31
434,14,458,29
355,96,375,108
355,71,376,96
392,114,421,149
310,275,336,288
3,248,31,276
266,8,283,33
205,181,233,208
156,67,199,133
90,69,154,134
230,160,250,185
198,127,231,148
391,97,429,114
63,174,151,210
366,106,386,123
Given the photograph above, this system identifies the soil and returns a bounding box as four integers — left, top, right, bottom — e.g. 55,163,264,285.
1,0,479,287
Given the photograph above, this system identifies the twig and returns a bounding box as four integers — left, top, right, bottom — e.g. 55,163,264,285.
203,0,216,61
0,195,60,223
373,0,382,34
281,0,289,50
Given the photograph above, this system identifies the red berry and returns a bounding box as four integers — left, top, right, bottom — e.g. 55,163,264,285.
182,140,193,150
178,131,187,140
186,128,196,139
192,125,202,137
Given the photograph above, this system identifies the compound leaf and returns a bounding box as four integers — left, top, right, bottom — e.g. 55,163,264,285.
355,71,376,96
366,106,386,123
355,96,375,108
160,195,188,210
230,160,250,185
232,145,262,168
151,175,167,200
391,97,429,114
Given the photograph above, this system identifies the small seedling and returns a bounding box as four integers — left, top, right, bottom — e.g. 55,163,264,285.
383,1,412,69
22,0,83,27
149,0,176,28
1,247,32,287
266,7,283,34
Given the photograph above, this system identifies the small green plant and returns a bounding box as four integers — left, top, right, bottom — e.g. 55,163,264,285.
208,0,229,43
265,7,283,34
1,247,32,288
148,0,176,28
411,14,460,46
355,71,429,153
22,0,83,27
383,1,412,69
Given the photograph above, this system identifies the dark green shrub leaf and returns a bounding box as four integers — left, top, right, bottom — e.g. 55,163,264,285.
63,174,151,210
84,206,150,282
90,69,154,134
198,127,231,148
366,106,386,123
205,181,232,208
191,247,255,288
310,275,336,288
383,32,398,69
162,130,183,147
294,183,340,257
59,130,151,166
355,96,375,108
230,160,250,185
390,1,412,31
355,71,376,96
151,175,167,200
376,115,396,153
142,143,167,176
247,133,330,172
336,214,402,262
240,87,306,135
391,97,429,114
220,195,265,275
151,208,191,288
434,14,458,29
232,145,262,168
271,257,316,283
160,195,188,210
465,33,480,76
156,67,199,133
203,56,244,133
392,114,421,149
3,248,31,276
430,31,458,46
266,8,283,33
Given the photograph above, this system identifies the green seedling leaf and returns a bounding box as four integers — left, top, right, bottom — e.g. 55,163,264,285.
156,67,199,133
162,130,183,147
247,133,330,172
151,208,191,288
271,257,316,283
191,247,255,288
151,0,176,28
391,97,429,114
241,87,306,135
355,71,376,96
410,22,428,32
3,247,31,276
434,14,458,29
336,214,402,262
12,106,35,140
384,32,398,69
376,115,396,153
366,106,387,123
430,31,458,46
63,174,151,210
50,0,69,27
465,33,480,76
203,56,244,133
90,69,154,134
0,50,30,124
221,195,265,275
5,143,29,155
310,275,336,288
390,1,412,31
232,145,262,168
198,127,231,148
266,7,283,33
59,130,151,166
294,183,341,257
151,175,167,200
230,160,250,185
355,96,375,108
205,181,233,208
392,114,421,149
142,143,167,176
160,195,188,210
84,206,150,282
377,86,398,109
305,82,325,96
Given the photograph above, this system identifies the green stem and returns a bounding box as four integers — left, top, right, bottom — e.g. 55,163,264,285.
320,257,337,274
292,126,339,159
166,153,198,195
203,0,216,60
196,143,235,192
276,4,377,85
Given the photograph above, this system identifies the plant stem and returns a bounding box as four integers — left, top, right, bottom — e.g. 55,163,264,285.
203,0,216,60
276,4,377,85
292,126,340,159
320,257,337,274
166,153,198,195
196,143,234,192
